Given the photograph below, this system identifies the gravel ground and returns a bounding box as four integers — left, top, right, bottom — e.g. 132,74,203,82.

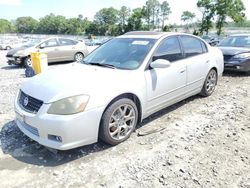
0,50,249,188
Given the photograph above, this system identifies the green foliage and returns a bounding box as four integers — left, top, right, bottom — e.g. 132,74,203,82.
93,7,119,35
181,11,196,32
197,0,245,35
197,0,216,35
0,19,14,33
118,6,131,32
160,1,171,29
15,17,38,33
215,0,245,35
126,8,144,31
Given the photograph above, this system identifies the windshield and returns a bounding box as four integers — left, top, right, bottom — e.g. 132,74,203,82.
219,36,250,48
83,38,156,70
23,39,42,47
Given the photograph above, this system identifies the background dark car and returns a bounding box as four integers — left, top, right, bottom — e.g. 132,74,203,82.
218,34,250,74
202,35,220,46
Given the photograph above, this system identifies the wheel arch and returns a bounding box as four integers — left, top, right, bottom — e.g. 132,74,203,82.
101,93,143,124
210,66,218,84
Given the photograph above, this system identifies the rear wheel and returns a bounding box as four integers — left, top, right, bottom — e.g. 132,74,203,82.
6,46,11,50
99,98,138,145
74,52,84,62
200,69,218,97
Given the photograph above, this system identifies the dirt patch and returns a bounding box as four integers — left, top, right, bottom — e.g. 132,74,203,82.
0,50,249,188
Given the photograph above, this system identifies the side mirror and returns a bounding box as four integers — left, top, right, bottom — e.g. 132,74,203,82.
39,45,45,49
150,59,171,69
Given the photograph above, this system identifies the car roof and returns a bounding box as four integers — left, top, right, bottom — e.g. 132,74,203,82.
118,31,198,40
118,31,179,39
230,34,250,37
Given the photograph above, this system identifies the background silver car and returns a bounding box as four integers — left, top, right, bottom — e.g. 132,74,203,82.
6,37,88,67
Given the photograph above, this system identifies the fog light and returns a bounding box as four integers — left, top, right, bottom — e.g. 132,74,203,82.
236,66,240,69
48,134,62,142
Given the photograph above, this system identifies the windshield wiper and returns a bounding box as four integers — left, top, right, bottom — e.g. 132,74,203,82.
87,62,116,69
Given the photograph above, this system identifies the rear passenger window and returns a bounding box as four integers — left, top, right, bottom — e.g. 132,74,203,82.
181,36,204,57
154,37,183,62
59,38,78,46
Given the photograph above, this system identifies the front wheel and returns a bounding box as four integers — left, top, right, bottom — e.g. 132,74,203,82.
200,69,218,97
99,98,138,145
74,52,84,62
24,57,32,68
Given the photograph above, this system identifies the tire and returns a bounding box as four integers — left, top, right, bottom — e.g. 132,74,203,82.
200,69,218,97
24,57,32,68
6,46,11,50
99,98,138,146
74,52,84,62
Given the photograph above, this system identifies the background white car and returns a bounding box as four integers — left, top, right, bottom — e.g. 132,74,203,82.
14,31,224,150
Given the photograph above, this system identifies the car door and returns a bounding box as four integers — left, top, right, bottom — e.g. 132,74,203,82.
38,38,60,62
144,36,187,115
58,38,78,61
179,36,210,93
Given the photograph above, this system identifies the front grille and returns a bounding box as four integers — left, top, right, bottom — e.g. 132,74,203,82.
223,55,233,61
18,90,43,113
6,54,13,58
21,121,39,136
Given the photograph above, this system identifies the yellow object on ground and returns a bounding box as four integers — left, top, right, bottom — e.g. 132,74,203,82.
31,52,48,74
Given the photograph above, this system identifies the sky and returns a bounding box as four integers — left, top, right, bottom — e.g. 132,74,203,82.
0,0,249,24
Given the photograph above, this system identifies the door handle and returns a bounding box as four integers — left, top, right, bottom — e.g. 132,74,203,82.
180,69,186,73
206,60,210,63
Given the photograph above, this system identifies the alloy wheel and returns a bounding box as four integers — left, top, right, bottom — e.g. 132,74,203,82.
108,104,136,141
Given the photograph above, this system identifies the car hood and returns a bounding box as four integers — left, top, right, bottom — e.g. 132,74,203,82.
21,63,140,104
7,46,29,56
218,46,250,56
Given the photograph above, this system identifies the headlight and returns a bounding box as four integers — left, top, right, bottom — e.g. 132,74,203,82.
234,53,250,59
47,95,89,115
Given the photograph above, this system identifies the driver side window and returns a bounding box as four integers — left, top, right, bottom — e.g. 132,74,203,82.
154,37,183,62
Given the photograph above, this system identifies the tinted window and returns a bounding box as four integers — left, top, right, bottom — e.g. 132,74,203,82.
59,38,77,46
181,36,204,57
154,37,183,62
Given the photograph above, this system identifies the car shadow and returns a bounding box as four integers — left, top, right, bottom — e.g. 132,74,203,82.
137,95,199,129
0,121,110,167
1,65,23,70
0,94,200,167
223,71,249,77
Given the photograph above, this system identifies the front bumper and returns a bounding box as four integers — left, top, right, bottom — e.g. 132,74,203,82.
14,96,105,150
6,56,25,65
224,60,250,72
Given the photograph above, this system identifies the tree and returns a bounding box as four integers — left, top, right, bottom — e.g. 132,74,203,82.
215,0,245,35
126,8,144,31
0,19,14,33
160,1,171,30
181,11,196,32
37,14,68,34
118,6,131,33
197,0,216,35
15,17,38,33
142,0,160,30
94,7,119,35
